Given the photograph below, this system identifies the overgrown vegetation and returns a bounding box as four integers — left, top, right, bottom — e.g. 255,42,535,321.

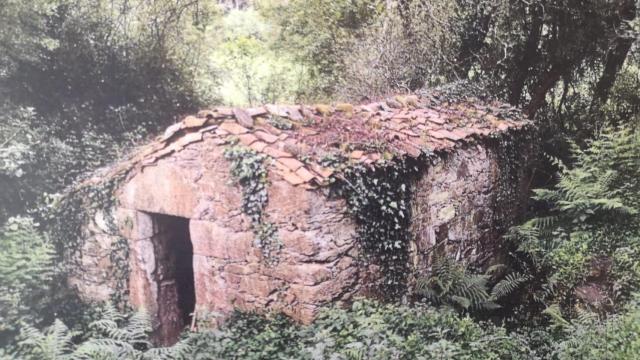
0,218,57,347
511,126,640,314
2,0,640,358
10,300,538,359
224,145,281,262
416,256,530,312
338,159,422,298
9,304,190,360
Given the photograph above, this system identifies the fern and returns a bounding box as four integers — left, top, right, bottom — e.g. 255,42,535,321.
12,305,192,360
417,255,533,313
143,338,193,360
542,304,571,329
15,320,77,360
491,272,531,300
0,217,57,345
417,256,501,311
510,126,640,310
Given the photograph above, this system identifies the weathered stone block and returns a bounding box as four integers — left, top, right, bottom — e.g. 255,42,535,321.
189,220,254,259
116,208,156,240
120,162,199,218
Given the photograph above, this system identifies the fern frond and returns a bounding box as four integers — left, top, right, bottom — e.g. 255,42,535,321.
542,304,571,328
491,272,531,300
144,338,193,360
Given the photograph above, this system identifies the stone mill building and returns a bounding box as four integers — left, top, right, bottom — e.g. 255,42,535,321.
71,92,536,344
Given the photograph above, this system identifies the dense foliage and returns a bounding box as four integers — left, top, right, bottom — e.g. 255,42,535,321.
339,159,422,298
0,217,56,346
511,126,640,313
9,304,190,360
184,299,538,360
2,0,640,358
553,296,640,359
11,300,536,360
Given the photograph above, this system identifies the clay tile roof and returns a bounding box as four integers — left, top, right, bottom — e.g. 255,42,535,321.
96,93,533,188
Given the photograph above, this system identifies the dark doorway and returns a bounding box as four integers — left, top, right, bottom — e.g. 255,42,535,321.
151,214,196,344
167,216,196,326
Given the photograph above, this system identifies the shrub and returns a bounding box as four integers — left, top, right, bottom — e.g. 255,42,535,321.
10,304,191,360
0,217,57,347
182,299,535,359
554,296,640,359
510,126,640,311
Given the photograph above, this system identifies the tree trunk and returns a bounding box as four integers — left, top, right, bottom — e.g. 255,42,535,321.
507,2,544,106
454,2,493,78
591,0,637,105
526,66,563,118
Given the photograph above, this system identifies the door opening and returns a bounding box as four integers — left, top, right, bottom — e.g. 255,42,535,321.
150,214,196,344
168,216,196,326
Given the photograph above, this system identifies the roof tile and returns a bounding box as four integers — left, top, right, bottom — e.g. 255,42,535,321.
162,122,184,140
277,170,305,185
256,123,282,136
309,164,334,178
238,133,259,146
429,129,463,141
249,141,268,152
401,129,420,137
219,121,248,135
451,129,471,139
263,146,293,159
287,106,304,121
117,92,531,188
254,130,278,144
265,104,288,117
295,167,316,182
233,108,254,128
215,107,234,116
197,109,216,118
183,116,207,128
427,116,446,125
198,125,218,134
247,107,268,117
174,132,203,148
278,157,305,171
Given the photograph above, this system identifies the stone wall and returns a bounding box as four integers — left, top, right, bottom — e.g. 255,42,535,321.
409,138,534,285
71,130,535,344
113,138,360,344
67,210,120,302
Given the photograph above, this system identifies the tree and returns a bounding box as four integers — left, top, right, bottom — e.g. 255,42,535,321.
0,0,219,220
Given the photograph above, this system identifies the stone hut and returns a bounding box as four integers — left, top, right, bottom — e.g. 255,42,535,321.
72,93,536,344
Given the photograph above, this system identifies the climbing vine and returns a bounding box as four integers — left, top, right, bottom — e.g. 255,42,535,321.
335,157,424,299
47,172,131,309
224,146,281,263
490,128,538,232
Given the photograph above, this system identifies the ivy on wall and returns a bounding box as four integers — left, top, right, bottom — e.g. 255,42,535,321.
489,129,538,233
335,157,424,299
224,145,281,263
47,173,131,309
